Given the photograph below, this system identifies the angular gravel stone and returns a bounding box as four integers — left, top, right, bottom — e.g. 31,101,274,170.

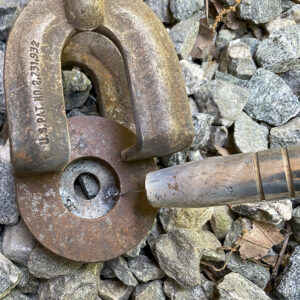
188,97,199,116
265,18,296,34
180,60,204,95
190,113,214,150
28,245,83,279
188,150,203,161
282,1,297,13
244,68,300,126
0,252,23,298
195,80,249,127
282,4,300,23
237,0,282,25
98,279,134,300
128,255,165,283
219,0,236,5
275,246,300,300
0,162,19,225
280,70,300,100
147,219,164,254
145,0,174,24
17,266,39,295
218,272,271,300
2,219,36,266
292,207,300,243
154,229,204,287
0,41,5,114
255,25,300,72
227,41,257,79
163,278,215,300
109,257,138,287
234,112,269,153
216,29,236,49
132,280,165,300
63,69,92,111
226,252,270,289
159,207,214,233
224,218,252,248
270,118,300,149
231,200,293,225
2,289,32,300
39,263,101,300
169,14,201,59
240,37,261,56
214,71,247,88
0,0,29,40
170,0,204,21
160,150,189,167
124,234,148,259
210,206,234,240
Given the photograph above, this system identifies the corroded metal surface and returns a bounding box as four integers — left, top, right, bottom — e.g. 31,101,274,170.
146,145,300,208
16,117,157,262
5,0,194,176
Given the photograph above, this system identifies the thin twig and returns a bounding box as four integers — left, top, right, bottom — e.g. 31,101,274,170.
206,0,209,20
271,223,292,279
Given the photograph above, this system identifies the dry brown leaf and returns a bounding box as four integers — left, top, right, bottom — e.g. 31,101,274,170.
262,255,278,267
235,221,284,260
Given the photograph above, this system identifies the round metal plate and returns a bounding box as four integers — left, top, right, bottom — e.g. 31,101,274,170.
16,116,157,262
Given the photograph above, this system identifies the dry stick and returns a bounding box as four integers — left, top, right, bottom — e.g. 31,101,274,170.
271,223,292,279
206,0,209,20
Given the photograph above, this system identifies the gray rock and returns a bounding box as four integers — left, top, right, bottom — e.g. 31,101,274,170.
27,245,83,279
275,246,300,300
2,219,35,266
280,70,300,100
292,207,300,243
101,262,116,279
98,279,134,300
132,280,165,300
188,150,203,161
219,0,236,5
188,97,199,116
163,278,215,300
214,71,247,88
147,219,164,253
170,0,204,21
124,232,148,259
0,1,29,40
265,18,296,34
154,229,204,287
209,126,228,151
194,79,249,127
0,252,23,298
17,266,39,295
240,37,261,56
2,289,32,300
145,0,174,24
255,25,300,72
237,0,282,25
180,60,204,95
190,113,214,150
227,41,257,79
66,108,85,118
282,1,297,12
39,263,101,300
217,272,271,300
270,117,300,149
210,206,234,240
244,68,300,126
0,41,5,114
216,29,236,49
109,257,138,287
234,112,269,153
158,207,214,233
128,255,165,282
230,200,293,225
226,252,270,289
169,14,201,59
160,150,188,167
77,173,99,200
281,4,300,23
224,218,252,248
0,162,19,225
62,69,92,111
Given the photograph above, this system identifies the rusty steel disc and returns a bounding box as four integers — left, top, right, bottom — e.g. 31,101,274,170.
16,116,157,262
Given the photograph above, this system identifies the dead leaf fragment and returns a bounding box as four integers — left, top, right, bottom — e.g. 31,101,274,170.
235,221,284,260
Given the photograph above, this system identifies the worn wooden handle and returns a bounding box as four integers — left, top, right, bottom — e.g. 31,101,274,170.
146,145,300,208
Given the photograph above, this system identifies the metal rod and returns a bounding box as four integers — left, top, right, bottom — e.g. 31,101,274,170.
146,145,300,208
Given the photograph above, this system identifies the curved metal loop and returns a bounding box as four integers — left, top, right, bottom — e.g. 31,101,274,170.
5,0,194,175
